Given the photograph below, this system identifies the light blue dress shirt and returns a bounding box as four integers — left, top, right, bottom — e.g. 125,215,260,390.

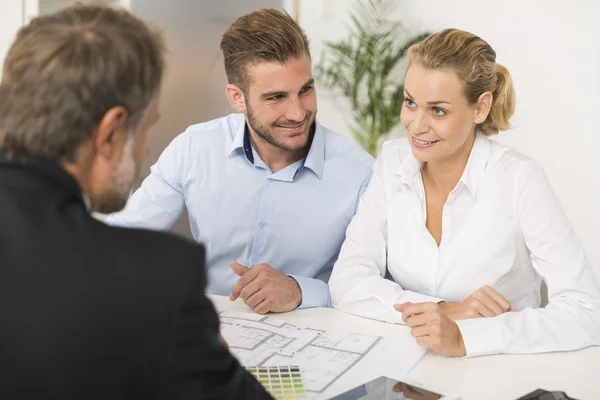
106,113,374,308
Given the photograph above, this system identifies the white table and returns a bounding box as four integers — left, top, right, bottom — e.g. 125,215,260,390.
210,295,599,400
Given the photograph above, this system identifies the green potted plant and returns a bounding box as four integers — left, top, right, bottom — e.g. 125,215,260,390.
315,0,429,156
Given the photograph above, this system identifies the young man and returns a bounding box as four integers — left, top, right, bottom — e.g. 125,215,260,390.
106,9,374,313
0,5,270,399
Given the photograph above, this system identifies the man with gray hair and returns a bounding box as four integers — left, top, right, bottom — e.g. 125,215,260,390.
0,4,270,399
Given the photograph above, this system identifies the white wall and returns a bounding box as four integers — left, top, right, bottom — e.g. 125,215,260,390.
301,0,600,282
0,1,23,78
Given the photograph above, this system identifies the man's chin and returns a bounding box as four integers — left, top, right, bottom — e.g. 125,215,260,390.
94,194,129,215
278,135,309,152
285,126,313,149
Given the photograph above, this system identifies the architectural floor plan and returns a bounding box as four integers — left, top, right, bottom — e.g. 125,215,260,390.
219,311,383,396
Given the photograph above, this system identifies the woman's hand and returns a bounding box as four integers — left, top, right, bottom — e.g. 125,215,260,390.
438,285,513,321
394,302,466,357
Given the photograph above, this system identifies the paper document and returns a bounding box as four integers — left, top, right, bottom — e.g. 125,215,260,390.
219,311,426,399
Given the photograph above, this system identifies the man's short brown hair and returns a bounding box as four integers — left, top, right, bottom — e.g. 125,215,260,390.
220,8,310,93
0,3,166,162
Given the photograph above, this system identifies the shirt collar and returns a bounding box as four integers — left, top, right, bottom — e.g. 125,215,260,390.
394,147,423,184
82,193,92,212
394,133,492,198
458,133,491,197
241,124,254,163
227,116,325,180
227,114,248,160
301,120,324,179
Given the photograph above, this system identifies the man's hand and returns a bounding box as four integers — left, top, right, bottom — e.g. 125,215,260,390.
394,302,466,357
439,285,514,321
229,261,302,314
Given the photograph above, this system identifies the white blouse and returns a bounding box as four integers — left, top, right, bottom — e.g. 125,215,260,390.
329,134,600,356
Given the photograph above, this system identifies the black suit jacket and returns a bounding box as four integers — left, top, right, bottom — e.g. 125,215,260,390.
0,153,272,400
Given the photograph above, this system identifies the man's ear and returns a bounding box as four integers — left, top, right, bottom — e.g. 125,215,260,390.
93,106,129,161
225,84,247,113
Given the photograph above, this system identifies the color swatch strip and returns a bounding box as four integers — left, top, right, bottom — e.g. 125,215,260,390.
246,365,306,399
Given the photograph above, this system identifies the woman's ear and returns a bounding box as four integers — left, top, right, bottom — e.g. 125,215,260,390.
474,91,493,123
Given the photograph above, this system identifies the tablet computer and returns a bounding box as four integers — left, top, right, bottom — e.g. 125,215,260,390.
329,376,459,400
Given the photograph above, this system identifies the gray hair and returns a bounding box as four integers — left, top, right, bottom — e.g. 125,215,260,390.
0,3,166,162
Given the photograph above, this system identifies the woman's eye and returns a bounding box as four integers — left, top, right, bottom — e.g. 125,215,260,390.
405,99,415,107
433,107,446,116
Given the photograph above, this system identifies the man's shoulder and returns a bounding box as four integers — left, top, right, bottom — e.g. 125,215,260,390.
182,113,244,144
320,124,374,172
94,220,204,268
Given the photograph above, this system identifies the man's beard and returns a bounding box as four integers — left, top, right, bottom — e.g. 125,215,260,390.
246,100,315,152
95,137,138,214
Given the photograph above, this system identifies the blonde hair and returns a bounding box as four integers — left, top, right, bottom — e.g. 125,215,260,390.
220,8,310,93
408,28,515,136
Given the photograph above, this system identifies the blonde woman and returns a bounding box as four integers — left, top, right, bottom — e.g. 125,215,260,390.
329,28,600,357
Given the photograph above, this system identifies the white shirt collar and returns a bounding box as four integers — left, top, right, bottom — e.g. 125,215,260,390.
394,133,492,198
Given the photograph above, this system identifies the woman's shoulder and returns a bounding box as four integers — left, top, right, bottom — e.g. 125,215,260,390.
487,138,545,181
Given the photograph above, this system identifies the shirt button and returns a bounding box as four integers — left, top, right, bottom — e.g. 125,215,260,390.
259,222,267,229
267,178,273,183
